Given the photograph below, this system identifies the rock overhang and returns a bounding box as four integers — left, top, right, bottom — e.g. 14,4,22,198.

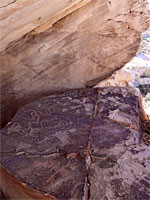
0,0,150,127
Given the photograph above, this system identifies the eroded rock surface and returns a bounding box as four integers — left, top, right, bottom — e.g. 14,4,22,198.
0,0,150,127
0,87,150,200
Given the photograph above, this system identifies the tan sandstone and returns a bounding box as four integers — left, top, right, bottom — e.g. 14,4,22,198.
0,0,150,127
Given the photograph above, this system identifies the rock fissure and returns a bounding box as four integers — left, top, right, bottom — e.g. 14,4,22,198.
0,0,17,8
2,0,147,54
84,90,99,200
1,87,150,199
0,0,150,198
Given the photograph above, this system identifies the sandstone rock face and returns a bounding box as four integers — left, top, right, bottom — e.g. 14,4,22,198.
95,70,132,87
0,0,149,127
0,87,150,200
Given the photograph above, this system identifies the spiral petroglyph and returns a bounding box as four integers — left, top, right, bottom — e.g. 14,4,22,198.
1,87,150,200
40,115,73,131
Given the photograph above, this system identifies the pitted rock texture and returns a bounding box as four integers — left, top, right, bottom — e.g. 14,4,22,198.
0,0,150,128
0,87,150,200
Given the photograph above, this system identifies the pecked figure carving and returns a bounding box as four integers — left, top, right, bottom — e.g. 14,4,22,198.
0,87,150,199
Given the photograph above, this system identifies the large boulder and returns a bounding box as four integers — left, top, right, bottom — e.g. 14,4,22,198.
0,87,150,199
0,0,149,127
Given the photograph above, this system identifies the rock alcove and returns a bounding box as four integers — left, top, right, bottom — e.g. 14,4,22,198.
1,0,150,128
0,0,150,199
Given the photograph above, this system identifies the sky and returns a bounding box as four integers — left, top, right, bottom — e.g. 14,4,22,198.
148,0,150,8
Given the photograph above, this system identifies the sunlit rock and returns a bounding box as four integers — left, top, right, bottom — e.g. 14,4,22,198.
0,0,149,127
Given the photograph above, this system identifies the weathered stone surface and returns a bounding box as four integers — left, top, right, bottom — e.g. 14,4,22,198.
0,0,149,128
1,89,96,155
0,0,92,52
90,142,150,200
95,70,132,87
1,153,87,200
0,87,150,200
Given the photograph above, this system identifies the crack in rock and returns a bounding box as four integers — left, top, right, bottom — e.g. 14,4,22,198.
0,0,17,8
84,90,99,200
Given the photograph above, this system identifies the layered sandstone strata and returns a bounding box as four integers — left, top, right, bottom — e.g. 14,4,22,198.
0,0,150,127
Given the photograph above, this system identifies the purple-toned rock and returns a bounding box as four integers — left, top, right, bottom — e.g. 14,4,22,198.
0,87,150,200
